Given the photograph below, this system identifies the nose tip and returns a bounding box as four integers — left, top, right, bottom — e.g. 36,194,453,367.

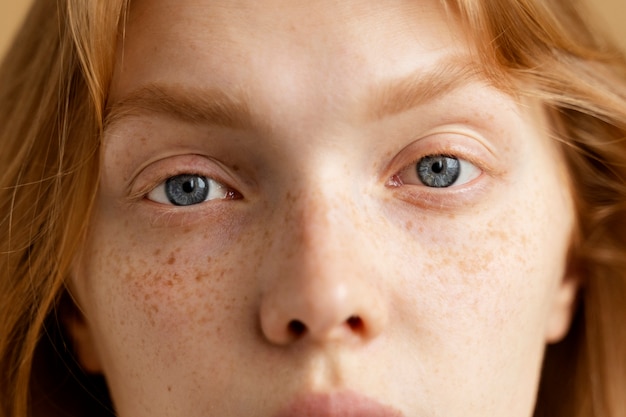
259,283,387,346
257,182,388,347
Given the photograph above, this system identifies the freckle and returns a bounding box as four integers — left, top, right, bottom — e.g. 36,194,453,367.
405,221,413,231
167,386,172,392
232,164,240,171
207,256,213,264
154,249,162,256
521,234,529,246
167,255,176,265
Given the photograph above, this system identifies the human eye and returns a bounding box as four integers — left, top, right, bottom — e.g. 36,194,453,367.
395,154,481,188
147,174,238,206
383,131,502,211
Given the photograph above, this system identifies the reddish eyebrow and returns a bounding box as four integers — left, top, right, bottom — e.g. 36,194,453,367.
104,57,493,130
366,57,493,120
104,83,252,130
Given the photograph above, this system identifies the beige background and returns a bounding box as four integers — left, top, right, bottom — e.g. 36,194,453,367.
1,2,31,59
0,0,625,59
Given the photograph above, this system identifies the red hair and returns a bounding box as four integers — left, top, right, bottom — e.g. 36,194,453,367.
0,1,625,416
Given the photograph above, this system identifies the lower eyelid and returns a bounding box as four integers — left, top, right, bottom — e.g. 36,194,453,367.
390,177,491,212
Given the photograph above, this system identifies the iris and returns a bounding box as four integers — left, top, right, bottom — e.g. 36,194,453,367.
417,155,460,188
165,174,210,206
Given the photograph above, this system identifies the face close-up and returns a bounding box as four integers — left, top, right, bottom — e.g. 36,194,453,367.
67,0,579,416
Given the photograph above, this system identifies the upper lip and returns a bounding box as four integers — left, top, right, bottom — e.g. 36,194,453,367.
272,391,404,417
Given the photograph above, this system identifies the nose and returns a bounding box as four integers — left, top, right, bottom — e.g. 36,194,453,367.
258,188,388,346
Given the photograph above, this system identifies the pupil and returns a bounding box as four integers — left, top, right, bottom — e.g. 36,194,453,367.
165,175,209,206
432,161,444,174
182,180,195,193
416,155,460,188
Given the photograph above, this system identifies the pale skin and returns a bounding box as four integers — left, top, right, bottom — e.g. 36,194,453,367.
67,0,579,416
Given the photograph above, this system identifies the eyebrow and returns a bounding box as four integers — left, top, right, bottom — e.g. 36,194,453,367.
104,56,494,130
366,57,494,120
104,84,253,130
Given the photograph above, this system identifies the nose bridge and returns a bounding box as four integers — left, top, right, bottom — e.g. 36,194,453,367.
258,175,388,346
279,169,363,274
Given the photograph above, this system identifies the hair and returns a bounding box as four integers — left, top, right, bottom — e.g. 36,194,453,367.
0,0,625,416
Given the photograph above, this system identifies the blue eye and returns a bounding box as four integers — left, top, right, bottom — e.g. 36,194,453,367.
165,174,209,206
395,154,481,189
417,155,461,188
147,174,233,206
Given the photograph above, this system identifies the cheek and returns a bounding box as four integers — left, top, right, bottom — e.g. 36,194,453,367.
380,187,572,413
72,210,261,376
389,177,573,360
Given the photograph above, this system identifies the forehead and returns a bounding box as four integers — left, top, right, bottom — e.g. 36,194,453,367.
111,0,472,103
124,0,457,45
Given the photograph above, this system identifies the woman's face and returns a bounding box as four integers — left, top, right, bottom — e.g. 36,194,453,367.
69,0,579,416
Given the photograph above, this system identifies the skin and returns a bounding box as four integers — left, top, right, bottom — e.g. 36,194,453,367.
68,0,579,416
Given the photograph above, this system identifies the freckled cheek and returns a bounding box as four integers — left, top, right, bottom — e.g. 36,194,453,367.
391,206,559,331
82,215,259,344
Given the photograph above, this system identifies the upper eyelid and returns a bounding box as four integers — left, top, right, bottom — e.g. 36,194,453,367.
383,133,503,182
400,153,481,177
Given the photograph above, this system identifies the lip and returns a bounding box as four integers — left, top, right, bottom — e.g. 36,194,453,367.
273,391,404,417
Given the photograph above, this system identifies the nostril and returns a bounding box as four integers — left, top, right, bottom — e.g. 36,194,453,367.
346,315,363,332
288,319,307,337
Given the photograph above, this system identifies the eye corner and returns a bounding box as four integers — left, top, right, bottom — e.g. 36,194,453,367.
385,174,404,188
224,188,244,201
